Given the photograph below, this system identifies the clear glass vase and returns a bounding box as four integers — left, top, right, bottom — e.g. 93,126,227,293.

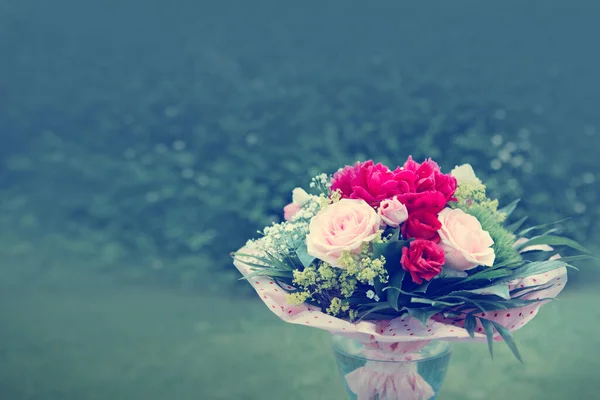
331,335,451,400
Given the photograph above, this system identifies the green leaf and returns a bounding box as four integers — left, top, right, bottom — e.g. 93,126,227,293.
503,298,550,307
509,283,554,297
406,307,440,327
464,314,477,339
555,255,599,264
373,239,409,274
506,260,568,281
518,218,571,237
516,235,589,253
506,216,528,232
463,268,514,282
454,299,509,313
241,269,294,280
386,271,405,311
373,277,386,299
410,297,465,307
356,303,398,322
413,280,432,293
372,242,388,259
499,198,520,218
491,321,523,362
294,245,315,268
471,283,511,300
480,318,495,359
233,252,294,271
437,295,486,313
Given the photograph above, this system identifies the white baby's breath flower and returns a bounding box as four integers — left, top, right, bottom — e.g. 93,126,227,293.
366,290,375,299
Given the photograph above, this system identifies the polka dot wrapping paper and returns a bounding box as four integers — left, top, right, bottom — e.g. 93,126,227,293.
233,248,567,346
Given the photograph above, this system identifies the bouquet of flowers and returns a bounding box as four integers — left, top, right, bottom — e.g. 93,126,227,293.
232,158,588,400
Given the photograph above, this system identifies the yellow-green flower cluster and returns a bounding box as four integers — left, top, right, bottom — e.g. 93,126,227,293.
284,251,389,320
341,253,388,286
326,297,350,316
285,291,311,306
452,181,506,223
330,189,343,203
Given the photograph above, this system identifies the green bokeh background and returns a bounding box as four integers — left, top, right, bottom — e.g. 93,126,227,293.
1,0,600,399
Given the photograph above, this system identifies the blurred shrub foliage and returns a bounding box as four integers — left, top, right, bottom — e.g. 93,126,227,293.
1,53,599,294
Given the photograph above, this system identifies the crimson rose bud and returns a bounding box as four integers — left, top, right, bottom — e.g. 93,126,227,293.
401,239,445,284
402,211,442,243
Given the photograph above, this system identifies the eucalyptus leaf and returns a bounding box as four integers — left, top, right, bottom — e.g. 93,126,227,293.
491,321,523,362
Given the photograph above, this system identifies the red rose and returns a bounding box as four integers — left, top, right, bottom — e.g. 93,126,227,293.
396,191,447,213
331,160,416,207
401,239,445,284
402,211,441,243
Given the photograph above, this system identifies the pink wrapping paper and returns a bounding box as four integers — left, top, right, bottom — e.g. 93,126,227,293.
234,249,566,344
234,248,567,400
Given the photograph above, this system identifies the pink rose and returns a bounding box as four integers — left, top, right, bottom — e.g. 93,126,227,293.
306,199,381,267
437,208,495,271
283,203,302,221
378,197,409,228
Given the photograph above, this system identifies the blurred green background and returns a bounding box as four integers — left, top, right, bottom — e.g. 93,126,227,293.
1,0,600,399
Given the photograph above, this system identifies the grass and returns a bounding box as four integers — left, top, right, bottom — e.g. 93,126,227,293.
1,262,600,400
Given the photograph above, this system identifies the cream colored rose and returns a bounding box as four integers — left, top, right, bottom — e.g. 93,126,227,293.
451,164,482,186
437,208,495,271
292,187,311,206
306,199,380,267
